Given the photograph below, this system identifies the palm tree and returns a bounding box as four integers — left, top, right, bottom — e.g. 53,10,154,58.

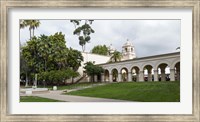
110,51,122,62
19,20,40,39
20,20,31,39
20,20,26,29
29,20,40,37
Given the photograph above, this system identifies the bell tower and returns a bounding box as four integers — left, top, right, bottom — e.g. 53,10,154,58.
122,39,136,60
108,44,116,55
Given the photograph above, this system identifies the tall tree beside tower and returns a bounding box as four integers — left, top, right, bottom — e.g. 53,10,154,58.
70,20,95,52
110,51,122,62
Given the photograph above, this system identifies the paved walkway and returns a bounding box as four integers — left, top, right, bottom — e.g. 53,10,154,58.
20,83,131,102
31,90,130,102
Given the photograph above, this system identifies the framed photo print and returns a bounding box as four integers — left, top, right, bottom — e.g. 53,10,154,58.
0,0,199,121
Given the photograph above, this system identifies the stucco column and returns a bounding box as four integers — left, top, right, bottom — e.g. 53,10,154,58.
109,74,113,82
161,69,165,81
118,73,122,82
139,71,144,82
136,74,139,82
148,70,152,81
94,75,97,82
101,73,104,82
128,72,132,81
170,69,175,81
154,70,158,81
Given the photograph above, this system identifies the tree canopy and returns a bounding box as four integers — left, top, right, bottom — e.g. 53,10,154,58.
67,48,83,72
70,20,95,52
110,51,122,62
84,62,104,82
21,32,82,85
91,45,109,56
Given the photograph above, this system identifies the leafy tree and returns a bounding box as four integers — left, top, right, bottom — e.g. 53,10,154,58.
91,45,109,56
21,32,83,85
20,47,30,86
110,51,122,62
37,35,50,71
84,62,104,82
67,48,83,71
67,48,83,83
38,69,79,85
70,20,95,52
48,32,68,70
21,37,40,74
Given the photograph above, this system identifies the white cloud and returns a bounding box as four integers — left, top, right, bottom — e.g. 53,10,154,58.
20,20,180,57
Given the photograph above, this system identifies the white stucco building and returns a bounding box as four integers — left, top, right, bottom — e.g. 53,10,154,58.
76,39,180,82
99,52,180,82
77,52,111,76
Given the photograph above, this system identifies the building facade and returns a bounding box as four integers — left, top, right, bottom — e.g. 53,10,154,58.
98,52,180,82
77,40,180,82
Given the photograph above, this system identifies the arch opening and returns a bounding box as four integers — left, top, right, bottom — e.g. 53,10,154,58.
104,69,110,82
112,69,118,82
157,63,170,81
143,65,153,81
121,67,128,82
131,66,140,82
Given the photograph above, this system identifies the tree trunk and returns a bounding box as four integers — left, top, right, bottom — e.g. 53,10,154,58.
44,59,46,71
29,28,32,39
92,75,94,82
82,46,84,52
84,45,86,52
33,28,35,37
25,72,28,87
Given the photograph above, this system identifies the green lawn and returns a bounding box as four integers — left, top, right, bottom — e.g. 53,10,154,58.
20,96,63,102
66,81,180,102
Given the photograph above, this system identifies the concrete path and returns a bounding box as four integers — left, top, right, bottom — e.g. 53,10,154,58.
31,91,130,102
20,83,132,102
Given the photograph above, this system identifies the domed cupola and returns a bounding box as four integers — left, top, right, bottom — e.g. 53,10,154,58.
108,44,116,55
122,39,136,60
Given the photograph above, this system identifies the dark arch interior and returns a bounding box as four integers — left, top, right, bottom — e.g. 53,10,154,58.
131,66,140,81
112,69,118,82
121,68,128,81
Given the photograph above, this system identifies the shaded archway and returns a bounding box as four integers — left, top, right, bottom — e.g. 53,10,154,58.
104,69,110,82
121,67,128,82
143,65,153,81
131,66,140,82
111,68,118,82
175,62,180,81
157,63,170,81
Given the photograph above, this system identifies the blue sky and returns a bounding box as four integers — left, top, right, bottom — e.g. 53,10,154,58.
20,20,180,57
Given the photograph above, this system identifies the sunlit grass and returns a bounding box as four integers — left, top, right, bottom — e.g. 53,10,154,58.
66,81,180,102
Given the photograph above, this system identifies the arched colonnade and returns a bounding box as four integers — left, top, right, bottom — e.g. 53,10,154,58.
99,52,180,82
